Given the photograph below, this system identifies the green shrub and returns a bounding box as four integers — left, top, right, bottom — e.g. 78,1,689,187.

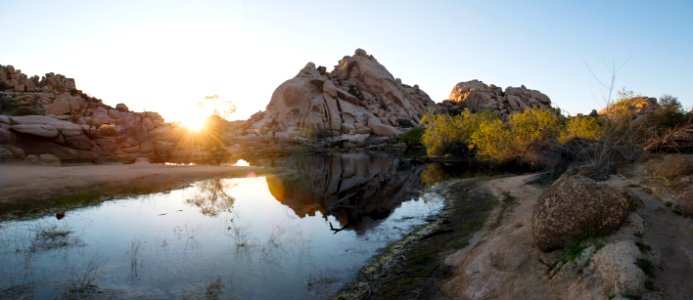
422,108,562,163
421,110,497,156
650,95,686,128
507,107,562,153
559,115,603,144
399,127,424,147
470,118,514,162
471,108,562,163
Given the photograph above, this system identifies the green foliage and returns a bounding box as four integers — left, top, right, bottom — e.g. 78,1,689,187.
421,110,497,156
470,118,514,162
421,108,563,163
563,242,588,262
635,258,655,277
651,95,686,128
507,107,562,153
399,127,424,147
635,241,651,255
559,115,603,144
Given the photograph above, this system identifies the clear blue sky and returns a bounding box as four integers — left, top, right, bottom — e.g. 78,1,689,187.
1,0,691,121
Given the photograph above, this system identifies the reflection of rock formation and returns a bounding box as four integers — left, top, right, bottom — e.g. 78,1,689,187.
265,153,424,233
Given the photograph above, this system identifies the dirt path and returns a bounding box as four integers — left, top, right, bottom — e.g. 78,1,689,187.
625,186,693,299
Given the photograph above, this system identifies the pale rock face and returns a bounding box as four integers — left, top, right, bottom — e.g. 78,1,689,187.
249,49,435,143
442,80,555,119
11,124,59,138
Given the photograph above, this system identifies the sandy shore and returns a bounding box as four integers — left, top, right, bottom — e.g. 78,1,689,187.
0,162,274,210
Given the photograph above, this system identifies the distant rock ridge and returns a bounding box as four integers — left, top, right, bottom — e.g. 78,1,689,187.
440,79,556,119
245,48,436,147
0,65,212,163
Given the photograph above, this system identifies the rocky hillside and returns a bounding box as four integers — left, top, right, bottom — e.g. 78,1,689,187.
440,80,556,119
0,65,220,164
244,49,435,148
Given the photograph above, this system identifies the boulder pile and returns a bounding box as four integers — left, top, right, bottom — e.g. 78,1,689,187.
440,80,556,119
0,65,200,164
244,49,435,148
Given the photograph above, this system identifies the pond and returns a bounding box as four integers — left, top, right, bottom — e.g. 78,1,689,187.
0,153,449,299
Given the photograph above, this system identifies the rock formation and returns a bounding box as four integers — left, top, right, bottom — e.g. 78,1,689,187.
532,175,630,252
245,49,435,147
0,65,207,163
440,80,556,119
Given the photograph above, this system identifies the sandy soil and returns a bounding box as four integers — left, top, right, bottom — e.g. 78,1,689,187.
0,162,273,210
441,165,693,299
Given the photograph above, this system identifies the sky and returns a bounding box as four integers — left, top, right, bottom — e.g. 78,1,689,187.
1,0,692,122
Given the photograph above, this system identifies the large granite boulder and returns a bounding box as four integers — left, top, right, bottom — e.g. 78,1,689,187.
440,80,555,119
247,49,435,144
532,175,630,251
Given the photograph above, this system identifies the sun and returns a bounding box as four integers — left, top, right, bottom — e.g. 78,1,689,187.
179,114,208,132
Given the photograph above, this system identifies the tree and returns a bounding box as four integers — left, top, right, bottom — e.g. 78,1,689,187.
198,94,236,120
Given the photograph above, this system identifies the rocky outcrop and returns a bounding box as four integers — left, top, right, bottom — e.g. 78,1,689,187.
0,64,184,163
440,80,555,119
532,175,630,251
245,49,435,147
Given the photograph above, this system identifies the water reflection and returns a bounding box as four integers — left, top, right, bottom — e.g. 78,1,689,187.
0,153,450,299
186,179,235,216
264,152,425,233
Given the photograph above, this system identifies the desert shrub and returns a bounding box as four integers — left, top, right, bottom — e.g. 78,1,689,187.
470,118,514,162
644,154,693,182
470,108,562,163
507,107,562,153
421,109,497,156
399,127,424,147
559,115,603,144
649,95,686,128
422,108,562,163
97,124,118,137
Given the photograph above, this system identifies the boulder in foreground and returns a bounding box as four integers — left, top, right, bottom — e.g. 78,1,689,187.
532,175,630,251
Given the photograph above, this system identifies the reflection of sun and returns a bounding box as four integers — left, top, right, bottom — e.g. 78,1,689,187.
179,114,208,132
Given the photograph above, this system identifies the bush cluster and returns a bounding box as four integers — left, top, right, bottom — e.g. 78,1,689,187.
421,94,689,166
422,108,562,163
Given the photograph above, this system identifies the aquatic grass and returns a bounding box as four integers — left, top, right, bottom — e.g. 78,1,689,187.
29,223,84,252
128,239,143,281
67,255,103,295
174,224,200,252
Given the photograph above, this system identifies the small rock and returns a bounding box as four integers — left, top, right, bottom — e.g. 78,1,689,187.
115,103,129,112
24,154,39,164
38,153,61,165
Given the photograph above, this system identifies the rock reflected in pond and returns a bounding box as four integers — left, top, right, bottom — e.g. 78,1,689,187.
264,152,425,233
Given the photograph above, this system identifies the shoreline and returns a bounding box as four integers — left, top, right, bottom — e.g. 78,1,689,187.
0,162,275,218
334,176,509,300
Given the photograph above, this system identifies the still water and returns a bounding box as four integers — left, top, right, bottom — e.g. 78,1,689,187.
0,153,446,299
